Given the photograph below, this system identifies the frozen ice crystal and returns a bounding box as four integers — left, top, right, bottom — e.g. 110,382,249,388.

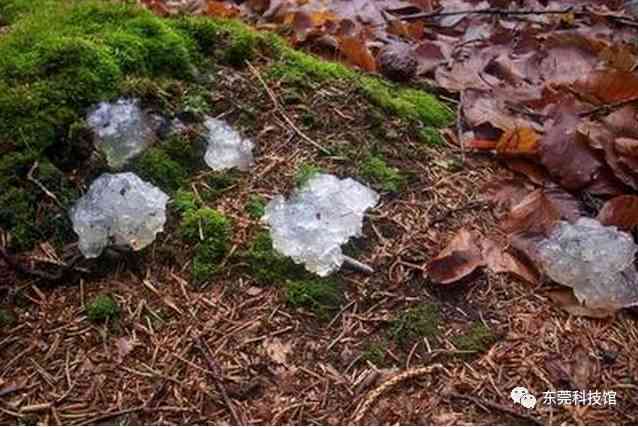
70,173,169,258
87,98,155,169
263,173,379,276
203,117,254,171
537,218,638,309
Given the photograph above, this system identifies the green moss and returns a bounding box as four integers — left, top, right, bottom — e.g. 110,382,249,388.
173,189,199,214
390,304,440,346
269,47,356,84
451,322,497,354
285,278,343,319
418,126,444,145
294,163,323,188
246,195,266,220
0,0,203,250
180,207,231,283
361,341,386,365
202,171,240,199
86,295,120,322
246,232,306,285
132,147,187,194
0,309,16,328
361,156,405,192
359,78,454,127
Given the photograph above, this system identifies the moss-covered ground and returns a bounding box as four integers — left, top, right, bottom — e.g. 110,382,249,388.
3,1,625,426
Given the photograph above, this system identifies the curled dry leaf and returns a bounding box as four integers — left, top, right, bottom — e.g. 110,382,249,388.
597,195,638,230
546,288,617,318
481,239,540,285
206,0,240,17
500,189,560,236
427,228,484,285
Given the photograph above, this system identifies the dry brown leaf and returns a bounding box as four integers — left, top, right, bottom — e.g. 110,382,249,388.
597,195,638,230
546,288,617,318
427,229,484,285
338,36,376,72
501,189,560,236
481,239,540,285
206,0,240,18
540,113,602,191
573,70,638,104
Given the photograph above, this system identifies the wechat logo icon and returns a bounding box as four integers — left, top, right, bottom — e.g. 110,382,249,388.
511,386,537,409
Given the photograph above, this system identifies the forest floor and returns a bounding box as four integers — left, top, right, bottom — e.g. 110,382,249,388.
1,1,638,425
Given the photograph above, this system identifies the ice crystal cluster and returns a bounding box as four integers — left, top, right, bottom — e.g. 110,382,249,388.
537,218,638,309
264,174,379,276
70,173,169,258
87,98,155,169
203,117,254,171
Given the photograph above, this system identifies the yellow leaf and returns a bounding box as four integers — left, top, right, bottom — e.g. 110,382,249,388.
496,127,539,157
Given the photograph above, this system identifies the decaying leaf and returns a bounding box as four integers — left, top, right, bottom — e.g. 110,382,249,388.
540,113,602,191
263,337,292,365
481,239,540,285
597,195,638,230
500,189,560,236
570,345,599,389
428,229,484,284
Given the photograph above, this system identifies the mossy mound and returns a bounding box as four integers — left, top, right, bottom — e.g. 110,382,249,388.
246,232,307,285
451,322,498,355
390,303,440,346
285,278,343,320
179,205,232,284
86,294,120,322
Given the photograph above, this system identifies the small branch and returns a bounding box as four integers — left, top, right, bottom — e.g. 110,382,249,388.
0,247,82,282
396,7,573,21
578,96,638,118
246,62,332,155
27,161,64,209
195,336,241,426
447,392,543,425
342,255,375,274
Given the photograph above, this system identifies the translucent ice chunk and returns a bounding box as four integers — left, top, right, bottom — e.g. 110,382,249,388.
263,174,379,276
537,218,638,309
203,117,254,171
87,98,154,169
70,173,169,258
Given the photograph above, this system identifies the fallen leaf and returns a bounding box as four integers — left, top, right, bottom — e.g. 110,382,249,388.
481,238,540,285
496,127,540,157
573,70,638,104
337,36,376,72
501,189,560,236
546,289,616,318
206,0,240,18
428,229,484,284
540,113,603,191
597,195,638,230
